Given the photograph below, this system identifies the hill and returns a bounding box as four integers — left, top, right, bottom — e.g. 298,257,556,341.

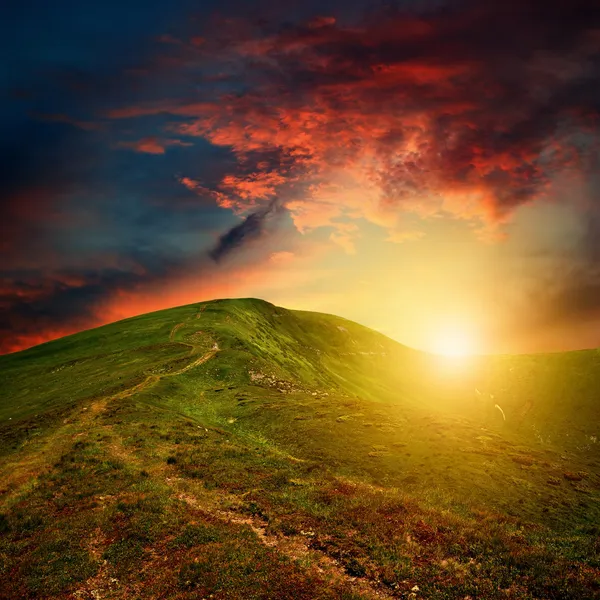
0,298,599,599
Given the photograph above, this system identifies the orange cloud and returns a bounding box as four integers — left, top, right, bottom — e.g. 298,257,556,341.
221,171,286,200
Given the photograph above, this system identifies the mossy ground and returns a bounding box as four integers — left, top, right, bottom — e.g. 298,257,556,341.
0,299,599,598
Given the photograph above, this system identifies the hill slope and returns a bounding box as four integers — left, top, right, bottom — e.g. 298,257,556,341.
0,298,599,599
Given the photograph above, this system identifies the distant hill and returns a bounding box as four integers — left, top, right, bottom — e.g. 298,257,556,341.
1,298,599,599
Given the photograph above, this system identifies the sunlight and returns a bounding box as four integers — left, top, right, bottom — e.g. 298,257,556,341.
432,328,475,358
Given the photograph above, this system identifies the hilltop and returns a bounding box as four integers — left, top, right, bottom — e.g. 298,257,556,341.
0,298,599,599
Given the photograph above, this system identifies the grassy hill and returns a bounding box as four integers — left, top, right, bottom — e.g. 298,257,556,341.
0,298,599,599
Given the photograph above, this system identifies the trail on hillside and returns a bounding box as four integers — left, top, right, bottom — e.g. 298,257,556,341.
108,306,219,403
168,322,185,341
4,299,600,599
0,313,219,495
109,342,219,402
173,490,394,600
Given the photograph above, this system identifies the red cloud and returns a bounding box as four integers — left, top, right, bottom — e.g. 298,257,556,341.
221,171,286,201
105,1,599,251
179,170,287,213
116,136,192,154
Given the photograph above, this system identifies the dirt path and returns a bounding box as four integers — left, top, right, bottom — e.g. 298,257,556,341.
174,490,393,600
0,316,219,498
109,305,219,404
0,397,111,496
109,341,219,404
168,322,185,341
101,309,218,418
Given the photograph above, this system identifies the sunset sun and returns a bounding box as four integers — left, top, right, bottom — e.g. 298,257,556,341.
432,328,475,358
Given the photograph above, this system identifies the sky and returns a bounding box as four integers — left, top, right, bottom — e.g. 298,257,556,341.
1,0,599,356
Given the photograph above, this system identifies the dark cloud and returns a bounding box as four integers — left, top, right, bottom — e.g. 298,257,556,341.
0,120,102,262
546,269,600,328
495,263,600,351
0,244,186,353
0,0,257,349
209,199,282,262
0,271,141,339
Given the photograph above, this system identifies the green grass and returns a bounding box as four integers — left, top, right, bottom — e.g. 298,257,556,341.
0,297,599,598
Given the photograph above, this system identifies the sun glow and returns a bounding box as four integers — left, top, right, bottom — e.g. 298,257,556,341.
432,328,475,358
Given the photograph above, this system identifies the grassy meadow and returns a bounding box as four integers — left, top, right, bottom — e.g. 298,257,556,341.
0,298,598,599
